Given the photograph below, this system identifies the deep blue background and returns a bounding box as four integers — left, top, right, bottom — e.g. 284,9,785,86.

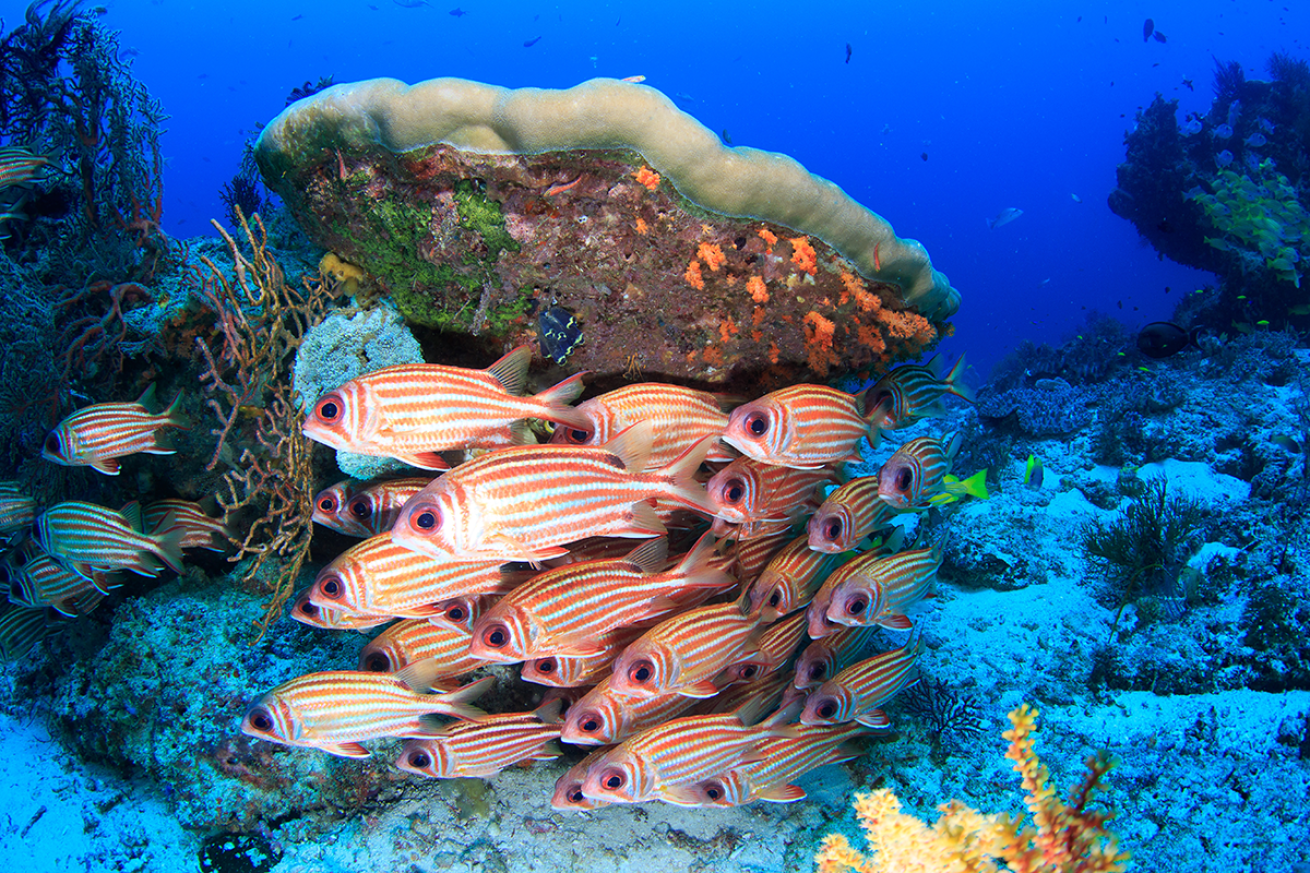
6,0,1307,379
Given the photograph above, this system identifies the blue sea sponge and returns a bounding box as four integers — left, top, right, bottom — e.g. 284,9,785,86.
292,305,424,478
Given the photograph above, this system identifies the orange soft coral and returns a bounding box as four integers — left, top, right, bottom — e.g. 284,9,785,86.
698,242,727,271
633,166,661,191
758,227,778,250
684,259,705,290
791,236,818,275
802,310,839,376
747,275,770,303
635,217,648,235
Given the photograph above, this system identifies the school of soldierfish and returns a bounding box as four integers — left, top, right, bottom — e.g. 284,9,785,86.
1,344,983,809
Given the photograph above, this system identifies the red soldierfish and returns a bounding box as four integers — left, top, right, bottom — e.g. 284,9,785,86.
807,476,899,553
549,382,737,468
0,481,35,534
143,499,230,551
240,665,492,758
36,501,184,578
311,477,434,537
876,432,963,510
357,617,489,678
744,533,840,617
706,457,838,527
288,587,394,631
560,673,700,746
42,385,187,475
301,345,590,470
861,355,974,447
721,384,872,469
799,637,923,728
390,422,717,563
395,703,562,778
823,540,942,630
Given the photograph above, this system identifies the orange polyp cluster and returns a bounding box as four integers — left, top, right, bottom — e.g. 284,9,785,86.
758,227,778,252
684,259,705,290
802,310,839,376
635,217,648,235
633,167,661,191
718,316,738,343
747,275,769,303
790,237,818,275
697,243,727,271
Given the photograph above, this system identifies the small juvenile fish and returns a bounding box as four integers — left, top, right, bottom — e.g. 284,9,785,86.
876,433,963,510
241,665,492,758
799,638,923,728
861,355,974,441
302,345,590,470
548,382,736,468
807,477,899,553
42,385,187,475
391,422,717,563
560,674,699,746
312,477,434,537
823,541,943,630
143,499,230,551
721,384,871,469
309,534,514,619
396,704,562,778
37,501,184,578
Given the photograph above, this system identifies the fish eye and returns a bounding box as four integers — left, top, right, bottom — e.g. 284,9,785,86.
824,518,843,541
844,593,869,617
739,664,758,680
564,428,590,444
411,506,441,532
348,498,372,519
363,651,392,671
704,781,724,801
767,589,781,608
567,788,584,803
319,575,344,599
536,659,556,673
317,495,337,512
628,660,654,685
895,468,914,492
296,599,319,617
408,750,432,769
315,394,343,422
721,478,746,504
578,712,603,733
248,708,274,732
445,603,467,622
808,663,826,681
481,624,509,649
600,768,626,790
44,433,60,453
816,699,838,719
744,412,769,436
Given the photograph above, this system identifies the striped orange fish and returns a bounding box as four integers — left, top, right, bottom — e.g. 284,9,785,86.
559,674,700,746
309,534,513,619
799,637,923,728
706,457,838,527
692,666,793,719
580,707,791,803
42,385,187,475
520,623,647,687
301,345,590,470
312,477,434,537
288,588,394,631
713,610,810,686
721,384,871,469
358,618,489,679
744,533,839,617
36,501,184,578
877,432,963,509
0,146,50,189
391,422,717,563
395,703,562,778
469,533,733,663
824,540,942,630
240,665,492,758
807,476,899,553
663,722,869,806
548,382,737,468
6,543,117,616
0,481,35,534
552,746,615,810
143,500,230,551
423,594,493,633
805,535,906,639
862,354,974,446
730,525,797,583
791,625,880,691
607,595,771,699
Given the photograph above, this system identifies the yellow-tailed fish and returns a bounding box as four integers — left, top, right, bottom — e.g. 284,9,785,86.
721,384,871,469
240,666,493,758
42,384,187,475
926,469,990,506
301,344,590,470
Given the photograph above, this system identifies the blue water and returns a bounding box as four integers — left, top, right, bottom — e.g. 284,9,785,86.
44,0,1302,379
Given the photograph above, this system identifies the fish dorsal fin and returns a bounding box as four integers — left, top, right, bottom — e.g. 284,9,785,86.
623,536,669,574
485,345,532,396
601,421,654,473
120,501,143,532
395,656,448,693
533,697,564,724
134,382,159,412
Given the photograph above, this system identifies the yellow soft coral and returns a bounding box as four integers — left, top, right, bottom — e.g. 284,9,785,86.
816,705,1130,873
319,252,366,296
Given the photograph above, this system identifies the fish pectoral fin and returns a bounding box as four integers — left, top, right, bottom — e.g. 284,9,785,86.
392,452,450,470
878,614,914,630
89,458,122,475
319,741,371,759
756,783,806,803
676,680,721,698
657,785,705,807
490,533,569,564
855,709,891,729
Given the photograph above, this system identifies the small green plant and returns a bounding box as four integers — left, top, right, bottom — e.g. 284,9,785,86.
1082,477,1205,636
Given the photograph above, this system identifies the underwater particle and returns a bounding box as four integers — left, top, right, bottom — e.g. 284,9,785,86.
920,152,928,161
198,833,281,873
538,305,584,365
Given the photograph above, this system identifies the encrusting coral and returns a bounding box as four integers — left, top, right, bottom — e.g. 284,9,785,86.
815,704,1129,873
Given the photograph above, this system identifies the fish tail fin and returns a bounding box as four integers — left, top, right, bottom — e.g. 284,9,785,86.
434,675,495,721
161,392,191,431
657,436,717,514
533,371,591,431
944,354,975,403
151,521,186,574
958,469,989,501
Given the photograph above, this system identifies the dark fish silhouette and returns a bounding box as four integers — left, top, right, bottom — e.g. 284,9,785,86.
1182,78,1193,90
1153,31,1166,43
524,36,542,47
920,152,928,161
845,43,852,64
1143,18,1154,41
1137,322,1202,359
449,7,466,15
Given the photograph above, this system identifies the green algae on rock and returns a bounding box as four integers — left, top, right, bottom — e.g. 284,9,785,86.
256,77,960,387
